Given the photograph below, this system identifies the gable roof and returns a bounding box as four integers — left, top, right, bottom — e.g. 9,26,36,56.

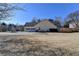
34,20,57,28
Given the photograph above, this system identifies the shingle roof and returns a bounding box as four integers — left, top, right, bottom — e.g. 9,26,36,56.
34,20,57,28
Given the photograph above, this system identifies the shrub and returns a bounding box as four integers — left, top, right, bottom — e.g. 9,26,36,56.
60,28,73,33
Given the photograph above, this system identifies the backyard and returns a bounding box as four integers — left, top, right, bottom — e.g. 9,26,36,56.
0,32,79,56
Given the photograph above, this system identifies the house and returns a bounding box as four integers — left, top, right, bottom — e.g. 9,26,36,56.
34,20,57,32
69,22,77,28
24,22,37,32
69,20,79,29
24,20,58,32
68,20,79,32
0,23,8,32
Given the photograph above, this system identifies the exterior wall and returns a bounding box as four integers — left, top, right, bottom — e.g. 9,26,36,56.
69,23,76,28
24,26,55,32
36,26,55,31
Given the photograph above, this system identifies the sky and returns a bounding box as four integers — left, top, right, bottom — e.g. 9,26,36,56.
2,3,79,25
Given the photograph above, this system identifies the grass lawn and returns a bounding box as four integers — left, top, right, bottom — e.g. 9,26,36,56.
0,32,79,56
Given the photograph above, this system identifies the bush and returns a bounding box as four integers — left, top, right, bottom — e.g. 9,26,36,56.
60,28,73,33
72,28,79,32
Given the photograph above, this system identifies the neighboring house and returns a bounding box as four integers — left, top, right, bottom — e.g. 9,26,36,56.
8,24,24,32
7,24,16,32
24,20,57,32
69,20,79,29
0,23,8,32
69,22,77,28
68,21,79,32
24,22,37,32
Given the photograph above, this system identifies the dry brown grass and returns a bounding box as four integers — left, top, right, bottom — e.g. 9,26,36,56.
0,33,79,56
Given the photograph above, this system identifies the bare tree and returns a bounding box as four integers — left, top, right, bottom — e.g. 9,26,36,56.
54,17,62,28
0,3,23,32
65,10,79,28
0,3,23,21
